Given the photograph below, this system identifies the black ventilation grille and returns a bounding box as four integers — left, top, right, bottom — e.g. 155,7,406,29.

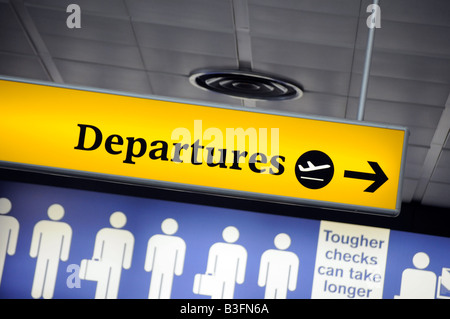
189,70,303,101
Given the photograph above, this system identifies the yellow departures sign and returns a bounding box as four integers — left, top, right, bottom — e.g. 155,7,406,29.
0,78,408,215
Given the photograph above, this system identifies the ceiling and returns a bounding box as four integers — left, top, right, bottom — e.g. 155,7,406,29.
1,0,450,210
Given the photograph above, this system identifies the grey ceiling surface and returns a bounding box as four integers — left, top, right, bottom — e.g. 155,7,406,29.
1,0,449,210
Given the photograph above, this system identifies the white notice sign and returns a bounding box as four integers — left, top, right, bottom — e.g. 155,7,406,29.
311,221,390,299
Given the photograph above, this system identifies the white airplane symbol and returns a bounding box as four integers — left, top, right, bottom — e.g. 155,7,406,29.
298,161,331,172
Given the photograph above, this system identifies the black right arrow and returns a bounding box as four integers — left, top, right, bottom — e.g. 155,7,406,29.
344,161,388,193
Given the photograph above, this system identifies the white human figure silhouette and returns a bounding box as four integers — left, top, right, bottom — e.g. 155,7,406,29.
395,252,437,299
92,211,134,299
144,218,186,299
258,233,299,299
0,198,19,287
29,204,72,299
206,226,247,299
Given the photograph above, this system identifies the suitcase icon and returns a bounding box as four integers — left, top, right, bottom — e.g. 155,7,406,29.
193,273,222,297
79,258,110,282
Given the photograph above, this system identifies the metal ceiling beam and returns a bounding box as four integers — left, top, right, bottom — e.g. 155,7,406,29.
123,0,154,95
231,0,255,107
413,92,450,202
232,0,253,71
10,0,64,83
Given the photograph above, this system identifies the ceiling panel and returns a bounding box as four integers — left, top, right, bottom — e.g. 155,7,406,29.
0,2,35,55
26,5,136,45
430,149,450,183
256,92,348,118
54,59,152,95
445,133,450,150
252,37,354,72
349,74,450,107
354,50,450,84
24,0,129,18
401,178,419,202
405,126,438,148
0,26,34,55
403,146,429,191
422,182,450,208
405,145,429,167
126,0,235,32
357,19,450,57
0,52,49,80
345,98,443,128
133,22,237,57
250,0,361,16
253,62,351,96
375,0,450,27
140,47,237,75
249,4,358,47
403,162,423,180
43,34,144,69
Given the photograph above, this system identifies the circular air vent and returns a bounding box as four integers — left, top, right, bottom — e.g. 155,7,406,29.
189,70,303,101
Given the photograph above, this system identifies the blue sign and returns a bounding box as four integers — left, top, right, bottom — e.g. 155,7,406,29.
0,180,449,299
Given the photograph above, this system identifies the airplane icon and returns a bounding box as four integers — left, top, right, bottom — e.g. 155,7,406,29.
298,161,331,172
295,151,334,189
